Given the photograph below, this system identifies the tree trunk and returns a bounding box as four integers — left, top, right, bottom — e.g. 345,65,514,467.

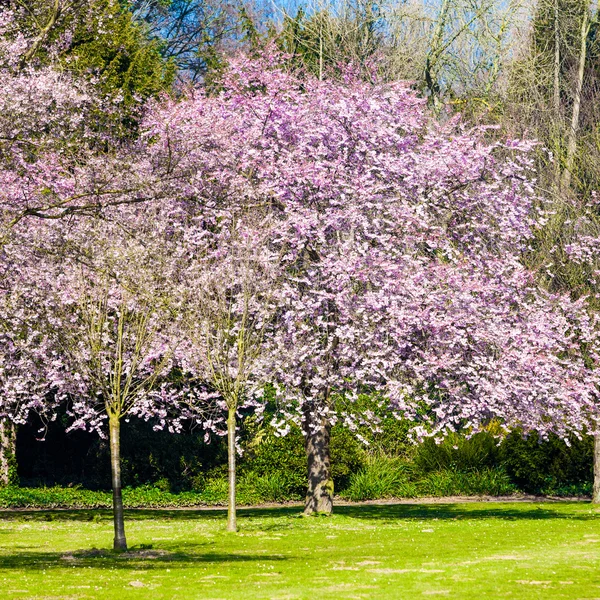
561,4,589,191
424,0,451,104
552,0,563,188
553,0,561,118
302,404,333,515
227,406,237,532
109,415,127,551
0,419,17,487
593,434,600,503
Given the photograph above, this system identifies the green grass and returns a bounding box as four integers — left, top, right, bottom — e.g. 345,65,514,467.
1,502,600,598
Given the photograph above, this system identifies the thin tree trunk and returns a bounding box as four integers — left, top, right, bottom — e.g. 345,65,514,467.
302,403,333,515
227,406,237,532
424,0,451,103
552,0,563,187
593,434,600,503
553,0,561,118
0,418,17,487
561,4,589,191
109,415,127,551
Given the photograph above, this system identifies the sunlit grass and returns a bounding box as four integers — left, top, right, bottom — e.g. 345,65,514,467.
1,502,600,598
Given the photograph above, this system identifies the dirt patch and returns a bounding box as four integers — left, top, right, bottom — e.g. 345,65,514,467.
368,568,445,574
123,549,170,559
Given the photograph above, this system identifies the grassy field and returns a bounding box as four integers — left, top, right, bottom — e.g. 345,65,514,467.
0,501,599,599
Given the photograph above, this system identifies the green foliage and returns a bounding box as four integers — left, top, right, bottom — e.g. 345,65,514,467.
241,472,303,503
342,454,516,501
414,432,501,474
18,403,597,503
341,456,417,501
0,486,112,509
66,1,175,103
239,423,307,497
330,425,366,489
61,0,175,132
416,468,517,497
499,431,593,496
0,478,302,509
238,420,366,496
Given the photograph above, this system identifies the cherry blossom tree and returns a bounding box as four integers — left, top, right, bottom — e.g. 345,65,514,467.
174,211,281,531
0,11,93,483
35,205,183,550
552,200,600,502
0,8,172,496
146,50,600,515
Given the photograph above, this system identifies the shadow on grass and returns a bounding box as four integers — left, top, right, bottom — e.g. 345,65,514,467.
0,546,287,571
0,506,303,523
335,503,599,522
0,502,596,525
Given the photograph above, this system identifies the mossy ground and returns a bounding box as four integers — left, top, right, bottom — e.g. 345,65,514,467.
1,501,599,598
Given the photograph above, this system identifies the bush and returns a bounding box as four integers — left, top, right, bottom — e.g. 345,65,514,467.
330,425,367,490
240,472,303,503
239,424,307,497
17,409,227,491
416,468,517,497
499,432,592,495
341,456,417,501
239,421,367,496
341,453,517,501
414,432,500,474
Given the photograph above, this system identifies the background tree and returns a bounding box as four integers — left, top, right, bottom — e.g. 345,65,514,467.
131,0,245,83
275,0,384,80
5,0,174,131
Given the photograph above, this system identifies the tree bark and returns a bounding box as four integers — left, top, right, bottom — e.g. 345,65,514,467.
109,415,127,551
593,434,600,503
227,406,237,532
424,0,451,103
302,403,333,515
0,418,17,487
553,0,561,118
561,4,589,191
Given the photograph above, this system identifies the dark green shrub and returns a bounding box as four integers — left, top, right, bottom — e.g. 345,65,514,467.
330,425,367,490
499,432,592,495
17,411,226,491
239,425,307,497
240,472,303,503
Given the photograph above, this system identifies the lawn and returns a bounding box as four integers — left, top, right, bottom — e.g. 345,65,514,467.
0,501,599,599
